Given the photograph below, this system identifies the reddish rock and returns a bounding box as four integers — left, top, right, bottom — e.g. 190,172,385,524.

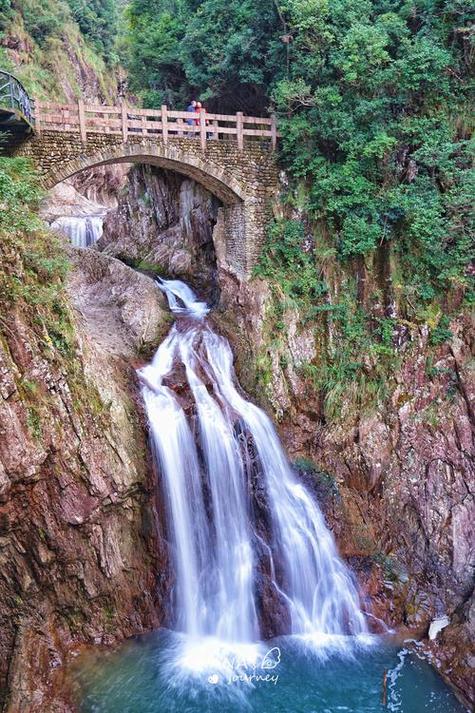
216,272,474,708
0,247,171,711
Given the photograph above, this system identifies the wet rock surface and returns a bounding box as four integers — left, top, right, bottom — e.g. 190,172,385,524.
114,169,473,705
40,182,109,222
68,248,170,357
0,248,171,711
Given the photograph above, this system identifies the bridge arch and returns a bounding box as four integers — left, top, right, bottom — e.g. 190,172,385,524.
7,94,280,275
17,132,279,276
42,141,247,206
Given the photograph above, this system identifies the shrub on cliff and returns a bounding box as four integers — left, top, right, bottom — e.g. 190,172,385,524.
271,0,474,303
0,157,72,355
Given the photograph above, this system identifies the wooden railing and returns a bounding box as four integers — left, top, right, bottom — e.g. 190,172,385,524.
34,100,278,150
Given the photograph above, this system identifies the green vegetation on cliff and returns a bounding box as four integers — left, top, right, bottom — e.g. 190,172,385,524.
0,158,73,357
270,0,474,299
0,0,119,100
65,0,118,59
123,0,473,421
0,156,113,436
124,0,473,301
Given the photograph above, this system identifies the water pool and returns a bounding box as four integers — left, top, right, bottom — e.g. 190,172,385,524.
71,629,466,713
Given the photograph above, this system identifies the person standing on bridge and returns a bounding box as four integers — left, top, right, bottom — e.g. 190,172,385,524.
195,102,213,139
186,100,196,136
195,101,202,125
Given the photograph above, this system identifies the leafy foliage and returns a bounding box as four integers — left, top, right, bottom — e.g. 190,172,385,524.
20,0,70,44
254,219,328,302
1,0,118,71
429,314,453,345
125,0,473,302
0,158,43,232
123,1,473,422
124,0,191,108
0,0,12,31
124,0,284,111
272,0,474,299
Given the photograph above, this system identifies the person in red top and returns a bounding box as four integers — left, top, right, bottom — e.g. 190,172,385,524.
195,102,214,138
195,101,204,125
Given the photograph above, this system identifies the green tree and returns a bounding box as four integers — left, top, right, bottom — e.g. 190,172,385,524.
125,0,191,107
124,0,285,111
272,0,474,300
0,0,12,32
180,0,284,112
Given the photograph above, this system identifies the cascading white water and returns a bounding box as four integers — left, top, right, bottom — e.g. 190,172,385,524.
51,215,103,248
139,278,367,658
203,332,368,640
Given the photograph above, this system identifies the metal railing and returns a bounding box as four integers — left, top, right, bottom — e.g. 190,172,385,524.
0,71,34,124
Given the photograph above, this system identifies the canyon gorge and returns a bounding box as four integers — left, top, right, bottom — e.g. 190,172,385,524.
0,160,472,711
0,0,473,710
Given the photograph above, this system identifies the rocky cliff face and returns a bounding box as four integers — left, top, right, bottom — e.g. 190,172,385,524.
1,1,118,104
98,165,221,302
0,234,170,711
5,161,471,709
216,275,474,708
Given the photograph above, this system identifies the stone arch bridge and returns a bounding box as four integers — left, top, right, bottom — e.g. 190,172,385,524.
10,97,280,277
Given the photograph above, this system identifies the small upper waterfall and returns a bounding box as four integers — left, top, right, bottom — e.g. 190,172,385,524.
51,215,104,248
139,278,367,653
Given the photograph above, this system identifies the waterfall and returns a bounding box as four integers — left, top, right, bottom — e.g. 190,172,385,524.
139,278,367,656
51,216,103,248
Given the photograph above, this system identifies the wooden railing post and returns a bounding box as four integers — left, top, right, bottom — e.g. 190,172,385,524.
120,100,128,142
200,109,207,151
161,105,168,144
236,111,244,150
34,99,41,136
77,99,87,144
271,114,277,150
